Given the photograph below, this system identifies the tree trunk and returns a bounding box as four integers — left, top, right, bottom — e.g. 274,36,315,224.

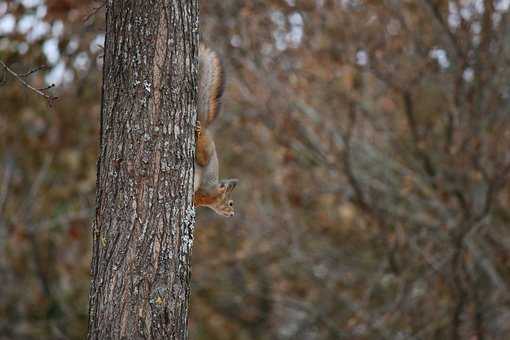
87,1,198,339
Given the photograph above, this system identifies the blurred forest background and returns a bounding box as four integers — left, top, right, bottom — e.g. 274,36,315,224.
1,0,510,339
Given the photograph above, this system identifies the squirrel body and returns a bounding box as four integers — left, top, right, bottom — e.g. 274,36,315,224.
194,45,238,217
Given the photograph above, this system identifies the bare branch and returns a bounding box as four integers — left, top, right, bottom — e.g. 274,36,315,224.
83,0,107,23
18,65,49,77
0,60,58,106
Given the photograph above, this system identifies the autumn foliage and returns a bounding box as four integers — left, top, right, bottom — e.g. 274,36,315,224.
1,0,510,339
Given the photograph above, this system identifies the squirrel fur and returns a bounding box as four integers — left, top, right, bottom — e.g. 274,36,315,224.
194,45,238,217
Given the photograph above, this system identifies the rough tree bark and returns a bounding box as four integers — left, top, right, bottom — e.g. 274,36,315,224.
87,1,198,339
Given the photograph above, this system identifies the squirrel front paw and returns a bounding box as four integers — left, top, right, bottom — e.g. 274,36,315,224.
195,120,202,137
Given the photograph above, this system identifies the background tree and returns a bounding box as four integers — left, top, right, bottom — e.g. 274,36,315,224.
87,0,198,338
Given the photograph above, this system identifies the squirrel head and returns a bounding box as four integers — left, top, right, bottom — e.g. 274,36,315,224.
194,179,238,217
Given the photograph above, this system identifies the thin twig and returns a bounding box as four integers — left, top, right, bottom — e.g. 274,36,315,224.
18,65,49,77
0,60,58,106
83,0,107,23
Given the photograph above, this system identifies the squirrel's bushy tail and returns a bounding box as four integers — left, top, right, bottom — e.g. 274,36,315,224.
198,45,225,127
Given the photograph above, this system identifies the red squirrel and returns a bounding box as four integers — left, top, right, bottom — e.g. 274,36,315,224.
193,45,238,217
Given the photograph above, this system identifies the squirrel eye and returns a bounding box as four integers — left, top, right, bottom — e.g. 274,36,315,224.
228,200,233,207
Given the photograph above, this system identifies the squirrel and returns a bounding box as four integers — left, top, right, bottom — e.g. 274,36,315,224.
194,45,238,217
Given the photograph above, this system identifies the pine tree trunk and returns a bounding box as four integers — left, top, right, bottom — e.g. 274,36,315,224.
87,1,198,339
